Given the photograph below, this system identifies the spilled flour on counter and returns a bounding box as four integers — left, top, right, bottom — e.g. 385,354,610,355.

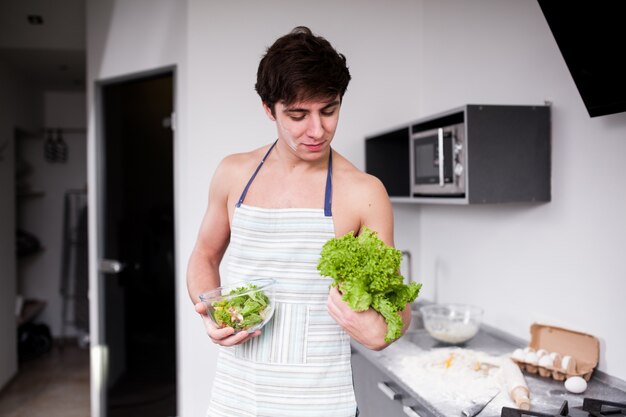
384,344,517,416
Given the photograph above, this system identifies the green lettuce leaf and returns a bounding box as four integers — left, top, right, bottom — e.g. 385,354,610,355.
317,227,422,343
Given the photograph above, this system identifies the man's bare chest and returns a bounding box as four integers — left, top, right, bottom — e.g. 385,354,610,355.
238,171,327,208
229,166,363,236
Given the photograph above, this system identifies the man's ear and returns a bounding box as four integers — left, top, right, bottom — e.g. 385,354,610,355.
262,102,276,121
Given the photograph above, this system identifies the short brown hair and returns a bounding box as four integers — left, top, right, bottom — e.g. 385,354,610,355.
255,26,351,115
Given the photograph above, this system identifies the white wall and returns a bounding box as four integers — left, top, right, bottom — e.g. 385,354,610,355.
0,61,42,389
87,1,626,415
85,1,187,415
411,0,626,379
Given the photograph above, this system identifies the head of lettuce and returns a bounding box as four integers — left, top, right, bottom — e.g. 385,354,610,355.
317,227,422,343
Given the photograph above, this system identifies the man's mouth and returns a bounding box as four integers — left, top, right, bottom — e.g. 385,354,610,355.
303,142,324,151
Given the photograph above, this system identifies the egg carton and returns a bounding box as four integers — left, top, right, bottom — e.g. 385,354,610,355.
510,323,599,382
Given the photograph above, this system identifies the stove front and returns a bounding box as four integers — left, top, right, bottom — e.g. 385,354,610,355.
580,398,626,416
500,398,626,417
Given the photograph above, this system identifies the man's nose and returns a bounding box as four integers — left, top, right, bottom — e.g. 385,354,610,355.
306,114,323,138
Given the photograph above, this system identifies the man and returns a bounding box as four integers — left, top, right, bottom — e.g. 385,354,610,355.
187,26,411,417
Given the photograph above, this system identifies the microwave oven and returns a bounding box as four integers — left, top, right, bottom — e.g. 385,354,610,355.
410,122,465,197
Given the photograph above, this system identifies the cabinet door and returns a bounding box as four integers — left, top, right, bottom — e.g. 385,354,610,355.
352,350,408,417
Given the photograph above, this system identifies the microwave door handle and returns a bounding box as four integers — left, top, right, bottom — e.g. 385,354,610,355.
438,128,444,186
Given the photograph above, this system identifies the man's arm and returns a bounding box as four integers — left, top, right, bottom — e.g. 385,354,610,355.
326,173,411,351
359,175,413,342
186,160,231,303
186,157,260,345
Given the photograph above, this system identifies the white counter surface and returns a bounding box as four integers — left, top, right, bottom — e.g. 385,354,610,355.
352,326,626,417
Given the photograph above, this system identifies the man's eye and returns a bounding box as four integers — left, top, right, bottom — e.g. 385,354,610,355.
290,115,305,121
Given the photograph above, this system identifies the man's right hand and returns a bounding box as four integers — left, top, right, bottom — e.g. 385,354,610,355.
195,302,261,346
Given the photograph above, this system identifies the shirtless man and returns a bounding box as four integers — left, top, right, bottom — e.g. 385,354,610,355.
187,26,411,417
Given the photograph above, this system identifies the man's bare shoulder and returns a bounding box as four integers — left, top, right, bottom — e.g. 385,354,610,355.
331,150,392,239
332,151,387,194
209,144,274,205
219,146,267,170
215,144,271,179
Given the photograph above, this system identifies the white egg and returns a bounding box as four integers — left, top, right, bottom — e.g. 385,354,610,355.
512,348,525,361
525,351,539,365
561,355,576,372
564,376,587,394
550,352,562,369
536,349,548,358
538,354,554,368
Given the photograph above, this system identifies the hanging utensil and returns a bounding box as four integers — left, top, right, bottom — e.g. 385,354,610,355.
55,128,68,163
44,129,56,162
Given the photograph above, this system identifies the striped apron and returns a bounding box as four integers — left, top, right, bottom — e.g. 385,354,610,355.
206,142,357,417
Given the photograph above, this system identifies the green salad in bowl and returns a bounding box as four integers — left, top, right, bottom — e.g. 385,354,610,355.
199,278,276,333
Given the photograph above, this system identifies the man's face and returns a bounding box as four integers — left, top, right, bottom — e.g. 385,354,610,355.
264,96,341,159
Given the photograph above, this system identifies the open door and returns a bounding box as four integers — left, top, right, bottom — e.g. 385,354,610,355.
95,68,176,417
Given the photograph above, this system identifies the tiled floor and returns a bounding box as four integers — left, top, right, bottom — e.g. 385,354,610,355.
0,343,90,417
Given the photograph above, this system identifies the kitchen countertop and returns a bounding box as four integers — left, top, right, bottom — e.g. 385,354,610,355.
351,322,626,417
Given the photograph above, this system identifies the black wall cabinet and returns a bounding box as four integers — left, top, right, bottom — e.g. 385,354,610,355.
365,104,551,204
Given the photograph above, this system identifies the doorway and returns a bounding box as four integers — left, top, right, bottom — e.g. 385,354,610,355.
96,68,176,417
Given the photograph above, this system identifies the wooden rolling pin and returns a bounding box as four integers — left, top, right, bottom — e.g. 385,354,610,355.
501,357,530,410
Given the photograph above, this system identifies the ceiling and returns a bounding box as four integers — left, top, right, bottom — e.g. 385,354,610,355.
0,0,86,91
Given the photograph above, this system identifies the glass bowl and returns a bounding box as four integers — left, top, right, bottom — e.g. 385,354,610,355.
199,278,276,334
419,303,483,344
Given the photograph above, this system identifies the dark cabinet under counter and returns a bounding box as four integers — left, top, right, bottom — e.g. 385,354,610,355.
365,104,551,205
352,348,432,417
